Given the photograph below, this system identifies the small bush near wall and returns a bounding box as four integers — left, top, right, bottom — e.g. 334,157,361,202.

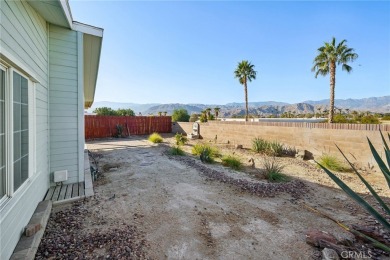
318,154,348,172
221,155,242,170
262,157,289,182
148,133,163,143
252,138,269,154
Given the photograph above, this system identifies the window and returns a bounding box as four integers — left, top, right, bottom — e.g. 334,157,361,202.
13,72,29,190
0,62,34,202
0,68,5,199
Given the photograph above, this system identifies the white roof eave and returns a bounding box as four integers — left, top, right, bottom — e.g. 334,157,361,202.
59,0,73,29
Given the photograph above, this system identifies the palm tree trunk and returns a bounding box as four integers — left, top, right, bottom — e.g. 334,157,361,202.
329,62,336,123
244,79,249,122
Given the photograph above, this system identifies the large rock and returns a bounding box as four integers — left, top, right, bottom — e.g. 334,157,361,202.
295,149,313,160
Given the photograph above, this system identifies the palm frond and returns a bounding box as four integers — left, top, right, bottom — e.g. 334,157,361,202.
342,64,353,73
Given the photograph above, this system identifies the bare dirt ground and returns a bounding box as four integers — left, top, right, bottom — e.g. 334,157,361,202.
37,135,390,259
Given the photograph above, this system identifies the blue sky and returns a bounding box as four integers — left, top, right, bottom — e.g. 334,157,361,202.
70,1,390,105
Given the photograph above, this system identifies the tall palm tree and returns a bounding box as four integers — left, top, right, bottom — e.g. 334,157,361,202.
312,37,358,123
214,107,220,119
234,60,257,121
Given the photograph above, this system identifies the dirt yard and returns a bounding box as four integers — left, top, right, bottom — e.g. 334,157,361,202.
36,135,390,259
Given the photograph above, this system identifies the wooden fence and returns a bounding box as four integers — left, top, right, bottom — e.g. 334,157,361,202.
85,115,172,140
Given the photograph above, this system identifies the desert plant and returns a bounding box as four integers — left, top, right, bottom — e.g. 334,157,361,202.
200,149,214,163
318,154,347,172
192,143,220,159
252,137,269,153
115,124,123,138
221,155,242,170
269,141,284,157
169,145,185,156
283,146,297,157
316,131,390,251
175,133,188,146
262,157,289,182
148,132,163,143
199,113,208,123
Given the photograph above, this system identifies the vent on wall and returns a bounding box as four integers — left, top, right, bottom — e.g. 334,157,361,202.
54,170,68,183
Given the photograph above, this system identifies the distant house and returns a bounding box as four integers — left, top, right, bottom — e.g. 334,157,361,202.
0,0,103,259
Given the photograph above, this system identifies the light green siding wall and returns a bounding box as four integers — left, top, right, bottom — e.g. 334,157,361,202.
0,1,49,259
48,25,81,184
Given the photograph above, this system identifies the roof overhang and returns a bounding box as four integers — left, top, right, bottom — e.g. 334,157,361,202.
76,22,103,109
27,0,103,109
27,0,73,29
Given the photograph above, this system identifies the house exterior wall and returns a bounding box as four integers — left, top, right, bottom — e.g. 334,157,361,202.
49,24,83,184
0,1,50,259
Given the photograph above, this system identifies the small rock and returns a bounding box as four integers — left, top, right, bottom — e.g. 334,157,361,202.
235,144,243,149
306,229,338,247
322,248,339,260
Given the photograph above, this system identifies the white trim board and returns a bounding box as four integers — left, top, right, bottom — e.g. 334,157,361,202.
72,22,103,38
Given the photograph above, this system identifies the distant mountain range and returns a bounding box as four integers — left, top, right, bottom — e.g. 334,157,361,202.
88,96,390,116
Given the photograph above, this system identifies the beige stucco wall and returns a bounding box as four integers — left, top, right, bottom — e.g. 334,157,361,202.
173,121,390,169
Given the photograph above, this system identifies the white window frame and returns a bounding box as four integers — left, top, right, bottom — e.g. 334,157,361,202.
0,60,36,205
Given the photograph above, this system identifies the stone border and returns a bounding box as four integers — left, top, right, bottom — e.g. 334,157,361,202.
84,149,94,197
10,201,52,260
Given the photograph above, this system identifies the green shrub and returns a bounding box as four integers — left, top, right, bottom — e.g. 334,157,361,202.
382,115,390,120
116,108,135,116
252,138,270,153
333,114,348,123
318,154,347,172
262,157,289,182
175,133,188,146
172,108,190,122
221,155,242,170
361,115,380,124
200,149,214,163
148,132,163,143
191,143,220,160
93,107,118,116
199,114,208,122
269,141,284,157
169,146,185,156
